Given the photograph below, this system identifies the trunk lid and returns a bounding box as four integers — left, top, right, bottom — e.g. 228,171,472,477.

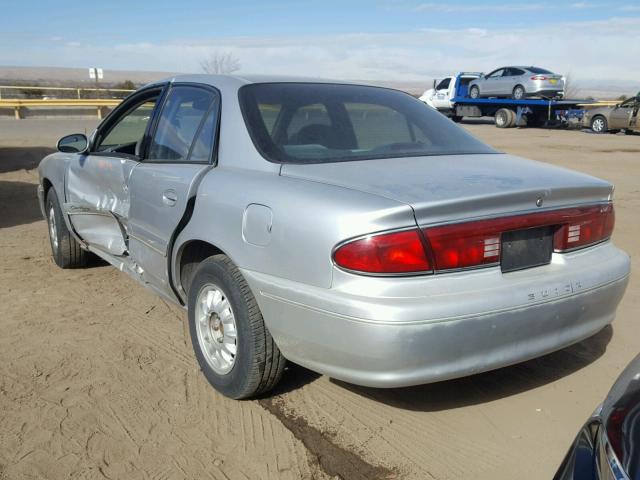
280,154,613,226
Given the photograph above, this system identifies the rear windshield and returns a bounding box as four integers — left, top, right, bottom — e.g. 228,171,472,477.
239,83,496,164
526,67,553,74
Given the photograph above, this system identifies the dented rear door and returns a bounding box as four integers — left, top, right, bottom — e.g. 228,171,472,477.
127,84,220,294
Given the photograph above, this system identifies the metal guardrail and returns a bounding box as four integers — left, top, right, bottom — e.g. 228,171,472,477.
0,85,134,100
0,98,124,119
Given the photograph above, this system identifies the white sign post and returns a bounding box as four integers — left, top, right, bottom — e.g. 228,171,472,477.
89,67,104,98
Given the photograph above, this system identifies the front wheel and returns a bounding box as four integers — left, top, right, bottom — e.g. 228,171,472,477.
469,86,480,99
46,188,90,268
591,116,608,134
188,254,286,399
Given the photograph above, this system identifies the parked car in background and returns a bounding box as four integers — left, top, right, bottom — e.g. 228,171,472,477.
468,66,565,100
39,75,629,399
555,353,640,480
584,95,640,134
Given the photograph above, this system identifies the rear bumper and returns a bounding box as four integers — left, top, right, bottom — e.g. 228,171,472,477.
243,242,630,388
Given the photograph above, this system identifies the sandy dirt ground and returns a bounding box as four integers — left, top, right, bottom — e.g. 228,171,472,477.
0,117,638,480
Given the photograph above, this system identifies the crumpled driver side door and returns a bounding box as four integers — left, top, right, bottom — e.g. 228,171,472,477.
64,86,165,256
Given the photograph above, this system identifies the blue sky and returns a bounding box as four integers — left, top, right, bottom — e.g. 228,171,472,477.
2,1,640,84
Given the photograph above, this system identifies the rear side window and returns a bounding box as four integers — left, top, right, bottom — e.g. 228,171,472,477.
239,83,496,164
527,67,553,74
509,68,526,76
148,86,217,162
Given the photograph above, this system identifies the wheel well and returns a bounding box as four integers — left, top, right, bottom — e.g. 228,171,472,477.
42,178,53,197
514,84,525,92
178,240,225,296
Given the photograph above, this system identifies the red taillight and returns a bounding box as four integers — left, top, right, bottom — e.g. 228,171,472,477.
554,204,614,251
334,204,614,275
424,221,504,271
333,229,431,274
531,75,548,80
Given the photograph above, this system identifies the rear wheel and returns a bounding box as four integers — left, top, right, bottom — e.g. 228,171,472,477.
469,86,480,99
591,116,608,134
46,188,89,268
495,108,515,128
187,254,286,399
512,85,526,100
451,115,463,123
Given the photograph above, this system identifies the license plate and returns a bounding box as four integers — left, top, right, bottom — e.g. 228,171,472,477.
501,226,554,273
549,79,558,84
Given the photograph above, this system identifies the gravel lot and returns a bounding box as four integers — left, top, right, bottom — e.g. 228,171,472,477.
0,117,638,480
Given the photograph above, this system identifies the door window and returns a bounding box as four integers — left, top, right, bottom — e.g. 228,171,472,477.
510,68,525,76
148,86,217,163
486,69,504,78
435,78,451,90
95,96,158,155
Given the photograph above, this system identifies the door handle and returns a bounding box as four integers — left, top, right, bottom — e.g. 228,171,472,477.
162,189,178,207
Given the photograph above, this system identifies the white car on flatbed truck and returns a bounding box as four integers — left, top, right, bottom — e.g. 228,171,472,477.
420,72,595,129
419,72,482,121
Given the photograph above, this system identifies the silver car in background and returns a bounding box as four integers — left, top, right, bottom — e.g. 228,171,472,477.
38,75,629,399
469,66,565,99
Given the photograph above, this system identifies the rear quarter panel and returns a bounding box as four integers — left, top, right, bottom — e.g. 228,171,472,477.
172,166,415,290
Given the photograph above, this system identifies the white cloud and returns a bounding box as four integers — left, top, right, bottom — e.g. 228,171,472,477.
2,17,639,86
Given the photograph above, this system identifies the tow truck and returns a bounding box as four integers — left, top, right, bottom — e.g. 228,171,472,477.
420,72,593,128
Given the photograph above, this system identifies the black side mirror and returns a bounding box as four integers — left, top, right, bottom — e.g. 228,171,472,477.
57,134,88,153
432,79,437,89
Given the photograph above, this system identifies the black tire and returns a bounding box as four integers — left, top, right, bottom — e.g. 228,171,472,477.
591,115,608,134
495,108,514,128
469,85,480,99
46,188,89,268
625,129,636,135
451,115,463,123
187,254,285,399
512,85,526,100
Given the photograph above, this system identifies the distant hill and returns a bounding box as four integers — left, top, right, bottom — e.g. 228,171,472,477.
0,65,634,99
0,66,179,87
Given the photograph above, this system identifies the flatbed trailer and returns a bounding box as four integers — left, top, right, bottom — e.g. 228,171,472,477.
446,73,592,128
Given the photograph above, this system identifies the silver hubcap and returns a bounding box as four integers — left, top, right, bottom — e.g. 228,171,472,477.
48,206,58,251
593,118,605,132
195,284,237,375
514,88,523,99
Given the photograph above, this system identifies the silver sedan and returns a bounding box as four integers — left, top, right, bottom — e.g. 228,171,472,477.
469,66,565,99
38,75,629,398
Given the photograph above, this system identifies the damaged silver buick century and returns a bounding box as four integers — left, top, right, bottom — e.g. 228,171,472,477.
38,75,630,399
